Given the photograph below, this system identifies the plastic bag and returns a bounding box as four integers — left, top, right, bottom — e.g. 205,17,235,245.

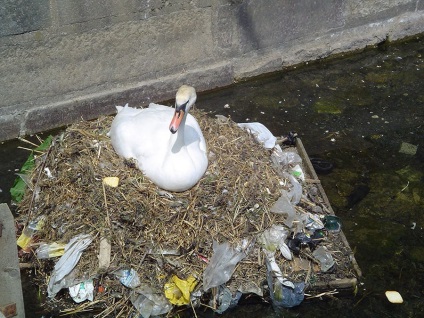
304,212,324,231
259,224,291,260
203,240,249,291
263,249,293,288
164,275,197,305
214,286,242,314
131,284,172,318
237,122,277,149
291,164,305,181
268,278,305,308
271,147,302,167
312,246,335,272
47,234,93,298
69,279,94,303
265,249,305,308
283,172,302,205
115,268,141,288
270,191,297,228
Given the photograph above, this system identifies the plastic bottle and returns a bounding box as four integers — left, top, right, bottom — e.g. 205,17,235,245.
35,242,66,259
17,216,45,249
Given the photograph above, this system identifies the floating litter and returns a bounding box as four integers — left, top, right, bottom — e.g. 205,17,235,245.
385,290,403,304
399,142,418,155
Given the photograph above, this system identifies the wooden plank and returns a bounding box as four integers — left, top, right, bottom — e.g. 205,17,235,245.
296,138,362,290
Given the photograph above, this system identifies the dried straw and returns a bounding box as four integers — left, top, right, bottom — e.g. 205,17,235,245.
16,108,356,315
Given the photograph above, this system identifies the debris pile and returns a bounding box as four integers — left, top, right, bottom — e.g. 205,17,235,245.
15,108,360,317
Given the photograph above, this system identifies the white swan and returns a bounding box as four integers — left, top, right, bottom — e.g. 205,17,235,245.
109,85,208,192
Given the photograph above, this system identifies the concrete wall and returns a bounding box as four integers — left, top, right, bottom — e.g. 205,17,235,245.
0,204,25,318
0,0,423,141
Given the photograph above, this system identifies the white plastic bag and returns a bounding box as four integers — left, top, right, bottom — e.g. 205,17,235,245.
237,122,277,149
270,191,297,228
283,172,302,205
271,146,302,167
203,240,249,291
47,234,93,298
259,225,292,260
69,280,94,303
116,268,141,288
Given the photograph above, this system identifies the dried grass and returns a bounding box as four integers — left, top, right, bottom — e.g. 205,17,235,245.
16,108,357,316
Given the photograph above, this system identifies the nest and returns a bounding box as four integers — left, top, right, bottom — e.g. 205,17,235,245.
16,108,358,317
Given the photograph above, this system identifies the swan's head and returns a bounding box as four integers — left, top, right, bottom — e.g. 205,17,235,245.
169,85,197,134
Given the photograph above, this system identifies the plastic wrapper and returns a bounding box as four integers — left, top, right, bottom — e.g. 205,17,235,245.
69,280,94,303
265,249,305,308
283,172,302,205
304,213,324,231
116,268,141,288
131,284,172,318
47,234,93,298
263,249,293,288
203,240,249,291
270,191,297,228
271,146,302,167
259,224,291,260
291,164,305,181
312,246,335,272
214,286,243,314
237,122,277,149
35,242,66,259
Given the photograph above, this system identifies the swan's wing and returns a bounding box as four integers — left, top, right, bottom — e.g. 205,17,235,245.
184,114,207,153
148,103,173,111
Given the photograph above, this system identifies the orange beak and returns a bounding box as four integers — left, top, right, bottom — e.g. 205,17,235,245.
169,109,185,134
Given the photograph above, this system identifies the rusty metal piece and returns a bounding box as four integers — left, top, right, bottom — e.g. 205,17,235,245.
0,303,17,318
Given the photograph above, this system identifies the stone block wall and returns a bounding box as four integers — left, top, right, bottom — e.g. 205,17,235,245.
0,0,423,141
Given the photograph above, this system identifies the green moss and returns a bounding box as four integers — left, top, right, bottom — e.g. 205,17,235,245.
409,246,424,263
313,100,342,114
365,72,392,84
396,165,424,182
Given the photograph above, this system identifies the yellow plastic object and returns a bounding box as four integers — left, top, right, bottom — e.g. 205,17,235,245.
17,228,33,249
17,217,45,249
103,177,119,187
37,242,66,258
164,275,197,305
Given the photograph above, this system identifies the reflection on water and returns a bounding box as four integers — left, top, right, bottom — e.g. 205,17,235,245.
1,35,423,317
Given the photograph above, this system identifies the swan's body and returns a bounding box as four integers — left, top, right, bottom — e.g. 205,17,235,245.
109,85,208,192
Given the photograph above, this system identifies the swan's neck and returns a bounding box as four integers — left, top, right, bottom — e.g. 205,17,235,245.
169,115,186,153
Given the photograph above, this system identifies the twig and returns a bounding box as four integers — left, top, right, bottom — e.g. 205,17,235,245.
18,137,40,148
25,140,53,227
190,299,199,318
305,289,339,299
400,181,409,192
17,146,45,154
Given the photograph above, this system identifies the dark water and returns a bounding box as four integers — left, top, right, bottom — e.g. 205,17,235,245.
1,34,423,317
